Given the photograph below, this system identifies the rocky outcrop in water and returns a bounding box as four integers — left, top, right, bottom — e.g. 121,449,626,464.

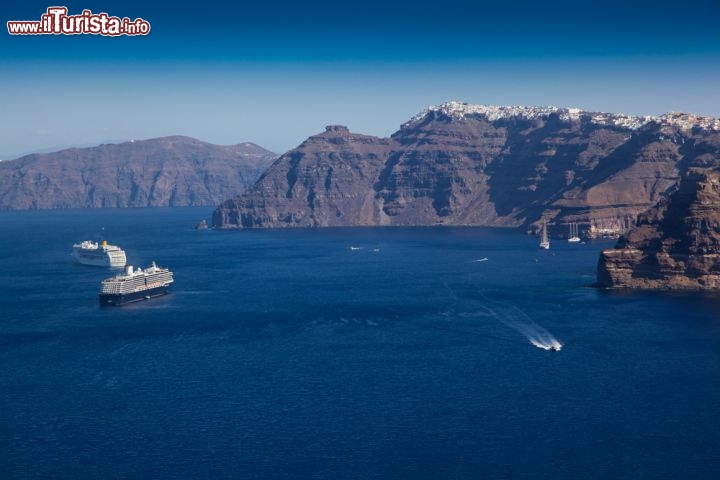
214,102,720,230
597,168,720,289
0,136,276,209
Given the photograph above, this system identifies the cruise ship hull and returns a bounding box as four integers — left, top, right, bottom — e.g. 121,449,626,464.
99,285,170,306
72,252,125,268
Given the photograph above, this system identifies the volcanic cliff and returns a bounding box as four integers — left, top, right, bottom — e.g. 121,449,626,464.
596,168,720,289
213,126,396,227
214,102,720,231
0,136,276,209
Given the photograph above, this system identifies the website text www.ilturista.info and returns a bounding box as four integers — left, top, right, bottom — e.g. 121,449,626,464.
7,7,150,36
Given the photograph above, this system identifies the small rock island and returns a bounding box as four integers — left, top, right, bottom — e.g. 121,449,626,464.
597,168,720,290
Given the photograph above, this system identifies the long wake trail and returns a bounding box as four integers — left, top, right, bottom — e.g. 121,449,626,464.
441,283,562,351
476,294,562,351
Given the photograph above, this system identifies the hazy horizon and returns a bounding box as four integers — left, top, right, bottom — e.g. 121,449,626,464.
3,0,719,158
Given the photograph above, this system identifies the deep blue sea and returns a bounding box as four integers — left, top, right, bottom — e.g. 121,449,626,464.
2,208,720,479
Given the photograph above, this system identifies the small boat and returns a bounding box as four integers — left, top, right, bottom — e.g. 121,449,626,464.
568,222,581,243
194,219,209,230
539,221,550,250
550,344,561,352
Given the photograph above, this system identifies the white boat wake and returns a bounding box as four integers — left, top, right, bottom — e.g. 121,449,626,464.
441,283,563,351
476,297,562,351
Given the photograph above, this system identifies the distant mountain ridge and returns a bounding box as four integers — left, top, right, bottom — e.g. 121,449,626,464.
0,136,277,209
213,102,720,231
0,139,130,161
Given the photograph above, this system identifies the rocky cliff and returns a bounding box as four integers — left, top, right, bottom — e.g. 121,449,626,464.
213,126,395,227
214,102,720,231
597,168,720,289
0,136,276,209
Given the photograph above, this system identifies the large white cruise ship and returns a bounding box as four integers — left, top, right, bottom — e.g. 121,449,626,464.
99,262,174,306
71,240,127,267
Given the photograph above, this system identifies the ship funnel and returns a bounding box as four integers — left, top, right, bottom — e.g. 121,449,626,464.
125,265,134,275
102,240,108,246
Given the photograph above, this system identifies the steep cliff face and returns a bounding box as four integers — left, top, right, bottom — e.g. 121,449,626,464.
376,111,506,225
213,126,396,227
597,168,720,289
214,102,720,230
0,136,276,209
385,109,660,227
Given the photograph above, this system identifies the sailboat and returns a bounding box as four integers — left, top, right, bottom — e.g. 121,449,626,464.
568,222,581,243
539,221,550,250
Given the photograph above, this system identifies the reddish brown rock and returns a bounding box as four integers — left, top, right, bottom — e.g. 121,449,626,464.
214,104,720,231
597,168,720,289
213,126,395,227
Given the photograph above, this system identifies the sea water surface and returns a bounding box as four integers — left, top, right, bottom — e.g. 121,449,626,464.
1,208,720,479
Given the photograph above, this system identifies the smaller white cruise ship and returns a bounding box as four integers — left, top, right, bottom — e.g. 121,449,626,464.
71,240,127,268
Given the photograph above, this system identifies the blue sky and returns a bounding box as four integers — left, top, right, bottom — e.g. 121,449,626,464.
2,0,719,158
